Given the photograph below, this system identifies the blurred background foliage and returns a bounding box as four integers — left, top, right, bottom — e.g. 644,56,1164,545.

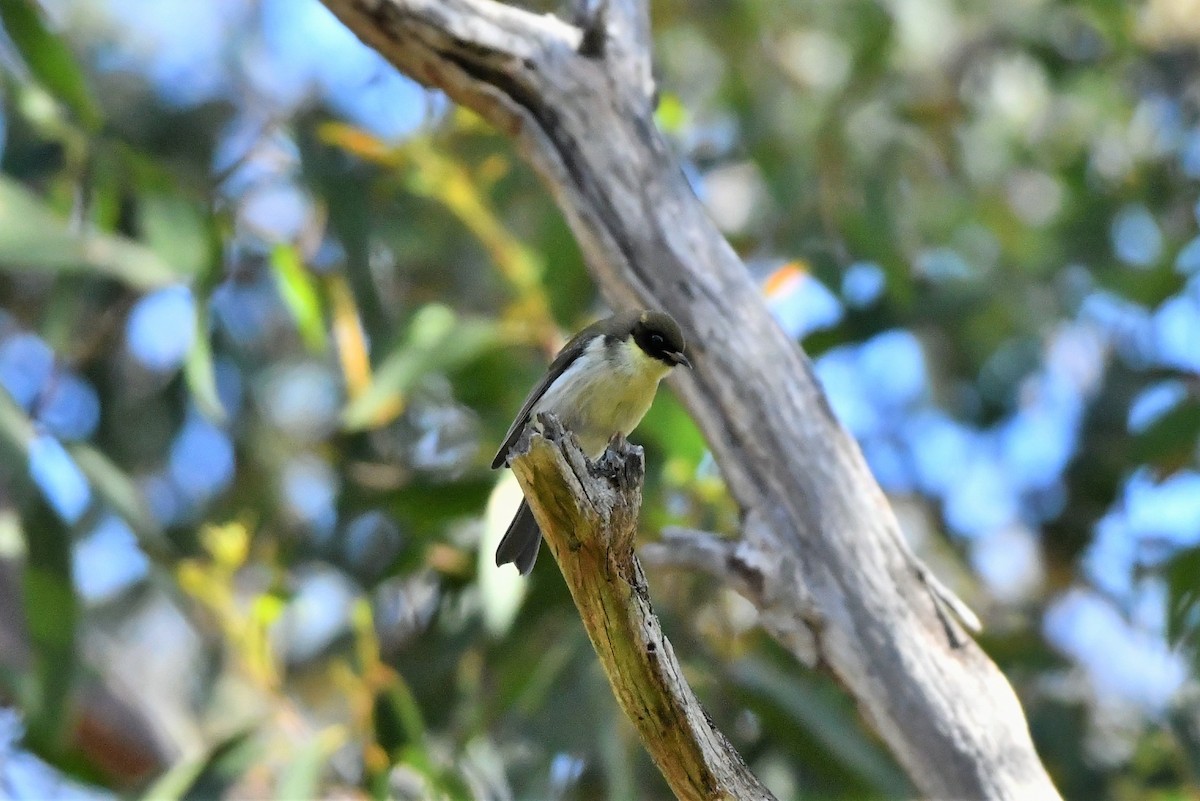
0,0,1198,798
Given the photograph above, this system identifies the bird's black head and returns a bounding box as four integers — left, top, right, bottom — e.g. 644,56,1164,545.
631,311,691,368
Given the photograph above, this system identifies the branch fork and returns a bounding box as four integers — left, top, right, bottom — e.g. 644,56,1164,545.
318,1,1062,796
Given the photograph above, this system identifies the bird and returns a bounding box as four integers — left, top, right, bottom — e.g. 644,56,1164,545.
491,310,691,574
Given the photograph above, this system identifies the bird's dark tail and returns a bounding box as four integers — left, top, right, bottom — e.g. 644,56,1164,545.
495,500,541,575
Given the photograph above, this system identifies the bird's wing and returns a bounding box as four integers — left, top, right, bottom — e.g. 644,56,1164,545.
490,318,615,469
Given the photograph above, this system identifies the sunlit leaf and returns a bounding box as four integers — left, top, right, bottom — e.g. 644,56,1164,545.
0,178,180,288
318,124,556,340
298,126,388,347
478,475,528,635
138,756,207,801
201,520,250,569
274,726,346,801
654,93,689,134
341,305,501,431
141,730,261,801
270,243,327,353
318,123,397,164
403,139,545,295
328,273,372,400
0,0,101,130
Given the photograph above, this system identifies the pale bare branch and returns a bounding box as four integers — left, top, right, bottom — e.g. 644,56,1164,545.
510,414,775,800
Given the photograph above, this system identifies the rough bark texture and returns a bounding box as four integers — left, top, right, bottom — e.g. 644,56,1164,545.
510,414,774,800
317,0,1062,797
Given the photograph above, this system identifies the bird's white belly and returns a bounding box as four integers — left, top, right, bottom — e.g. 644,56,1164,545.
531,337,670,458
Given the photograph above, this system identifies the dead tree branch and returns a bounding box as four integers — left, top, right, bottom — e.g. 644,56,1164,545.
509,414,774,800
317,0,1062,797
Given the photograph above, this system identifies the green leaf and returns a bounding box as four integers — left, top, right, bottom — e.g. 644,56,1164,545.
184,297,228,424
388,476,495,535
274,726,345,801
21,499,78,751
0,0,101,130
341,304,500,431
641,393,708,467
0,388,77,748
1166,546,1200,648
140,756,208,801
140,193,211,279
0,177,182,288
1133,401,1200,468
374,675,427,756
67,442,164,550
298,130,388,343
141,729,261,801
270,243,327,353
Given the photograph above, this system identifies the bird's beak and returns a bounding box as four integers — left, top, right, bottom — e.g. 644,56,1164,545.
668,351,692,369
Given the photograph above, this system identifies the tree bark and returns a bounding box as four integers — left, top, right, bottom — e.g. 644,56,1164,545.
316,0,1062,797
509,414,774,800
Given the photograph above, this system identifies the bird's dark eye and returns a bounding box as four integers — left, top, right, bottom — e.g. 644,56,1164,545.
650,334,665,350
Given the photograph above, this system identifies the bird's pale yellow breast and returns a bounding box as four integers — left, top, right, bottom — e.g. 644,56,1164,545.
531,336,670,457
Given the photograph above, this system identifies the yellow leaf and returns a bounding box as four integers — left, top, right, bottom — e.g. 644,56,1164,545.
201,521,249,569
252,593,286,626
175,560,209,597
317,122,397,164
327,274,372,400
655,93,688,133
763,261,807,299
